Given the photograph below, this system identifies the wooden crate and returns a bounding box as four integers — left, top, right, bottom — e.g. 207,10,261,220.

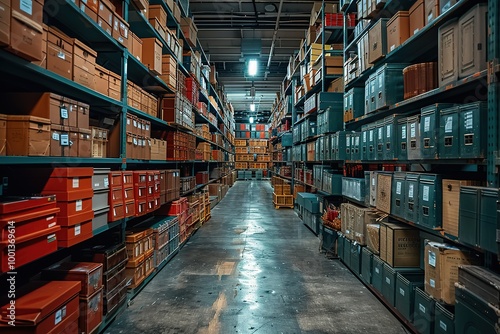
273,193,294,208
235,139,247,147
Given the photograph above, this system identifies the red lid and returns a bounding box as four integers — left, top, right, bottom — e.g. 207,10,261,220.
48,168,94,178
0,196,57,215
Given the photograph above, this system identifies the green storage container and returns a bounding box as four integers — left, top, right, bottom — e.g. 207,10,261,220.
455,284,500,334
420,104,455,159
459,101,487,159
391,172,406,219
434,303,454,334
324,134,332,161
382,265,423,307
350,243,363,276
351,132,361,161
459,186,480,248
343,237,352,268
375,119,385,161
367,73,377,114
397,117,408,160
321,225,339,253
245,171,253,179
317,92,343,111
330,133,337,160
315,137,323,161
361,125,368,160
361,247,373,284
439,106,460,159
301,143,307,162
318,105,344,135
405,173,420,223
346,132,353,161
238,171,245,179
255,170,263,180
383,114,403,160
282,133,293,147
293,125,301,144
366,123,376,161
375,63,407,110
479,188,498,253
300,121,307,142
346,87,365,118
334,131,348,161
303,196,320,214
338,232,345,260
364,79,371,115
372,255,384,293
395,271,425,322
305,119,317,139
418,174,443,230
322,172,343,195
407,115,422,160
364,171,371,207
413,287,435,334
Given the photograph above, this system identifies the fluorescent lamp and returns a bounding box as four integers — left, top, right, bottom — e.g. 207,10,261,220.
250,103,255,112
248,59,258,76
249,117,254,123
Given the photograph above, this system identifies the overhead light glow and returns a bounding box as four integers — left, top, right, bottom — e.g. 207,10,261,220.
249,117,254,124
250,103,255,112
248,59,258,76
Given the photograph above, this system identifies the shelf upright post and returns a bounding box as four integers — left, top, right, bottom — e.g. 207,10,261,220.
488,0,500,187
321,0,326,93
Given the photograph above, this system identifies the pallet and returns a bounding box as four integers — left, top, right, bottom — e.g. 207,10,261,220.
273,201,294,209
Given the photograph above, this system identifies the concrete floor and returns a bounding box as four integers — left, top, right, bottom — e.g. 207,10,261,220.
105,180,407,334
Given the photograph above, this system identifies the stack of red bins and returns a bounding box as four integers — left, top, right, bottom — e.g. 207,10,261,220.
159,170,167,205
108,171,125,222
0,196,60,272
185,77,200,106
146,171,161,213
122,171,135,218
133,171,148,216
41,262,104,334
41,167,94,247
196,171,209,185
165,197,189,243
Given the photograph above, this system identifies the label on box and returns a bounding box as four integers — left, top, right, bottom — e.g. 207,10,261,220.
445,117,453,133
375,267,379,274
20,0,33,15
75,224,81,236
419,304,426,313
72,178,79,188
76,199,83,212
58,51,65,60
363,132,367,143
60,134,69,146
410,123,416,138
386,125,391,138
423,186,429,202
385,277,390,284
396,182,401,195
440,321,447,331
127,118,130,125
104,177,109,188
378,128,382,140
465,111,473,129
355,137,359,146
369,130,373,141
54,306,66,325
390,45,395,51
430,278,436,288
414,28,420,35
378,76,382,89
52,133,60,141
372,177,375,186
133,120,137,128
60,106,68,119
424,117,430,132
346,139,350,147
409,184,414,198
399,288,405,296
401,125,406,139
428,250,436,267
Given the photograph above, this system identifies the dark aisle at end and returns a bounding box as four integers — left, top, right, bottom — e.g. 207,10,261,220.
105,180,406,334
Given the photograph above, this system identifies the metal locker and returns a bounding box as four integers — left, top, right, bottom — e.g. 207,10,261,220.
405,173,420,223
458,186,480,247
330,133,337,160
346,133,353,161
438,18,459,87
375,119,385,161
407,115,422,160
366,123,376,161
458,4,488,79
375,64,407,110
391,172,406,219
372,255,384,293
352,132,361,161
347,87,365,118
361,125,369,160
323,106,344,134
418,174,442,230
370,171,378,207
413,287,436,334
439,106,460,159
335,131,348,161
397,117,408,160
459,101,487,159
420,103,455,159
383,114,403,160
364,78,371,115
479,188,499,253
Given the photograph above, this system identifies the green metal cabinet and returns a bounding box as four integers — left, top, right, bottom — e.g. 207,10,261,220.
459,186,480,247
315,137,323,161
455,284,500,334
367,73,377,114
338,232,345,260
343,237,352,268
395,271,425,322
382,265,423,307
372,255,384,293
418,174,443,230
459,101,487,159
405,173,420,223
397,117,408,161
317,108,343,135
383,114,403,160
420,104,455,159
334,131,348,161
391,172,406,219
361,125,368,160
361,247,373,284
439,106,460,159
282,133,293,147
351,132,361,161
350,243,363,276
345,87,365,118
375,119,385,161
413,287,435,334
479,188,498,253
434,303,454,334
324,134,331,160
366,123,376,161
407,115,422,160
375,63,407,110
346,133,353,161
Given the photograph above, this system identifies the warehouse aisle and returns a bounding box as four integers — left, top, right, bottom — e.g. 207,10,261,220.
105,181,406,334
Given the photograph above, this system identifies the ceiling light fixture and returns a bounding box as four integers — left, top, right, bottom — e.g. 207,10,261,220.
265,3,277,12
248,59,258,76
249,116,254,124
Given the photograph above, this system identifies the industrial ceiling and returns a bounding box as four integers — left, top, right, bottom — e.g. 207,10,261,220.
189,0,324,124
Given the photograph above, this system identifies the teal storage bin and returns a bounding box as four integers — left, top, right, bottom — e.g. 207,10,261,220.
413,287,435,334
383,114,403,160
479,188,499,253
405,173,420,223
434,303,454,334
382,265,423,307
293,125,301,144
375,63,407,110
395,271,425,322
317,92,343,112
459,101,487,159
459,186,480,247
301,143,307,162
317,105,343,135
351,132,361,161
397,117,408,160
361,247,373,284
333,131,348,161
375,119,385,161
372,255,384,293
315,137,323,161
282,133,293,147
391,172,406,219
324,134,331,161
346,132,353,161
338,232,345,260
455,284,500,334
418,174,443,230
345,87,365,118
367,73,377,114
350,243,362,276
439,106,460,159
360,125,368,160
366,123,376,161
420,103,455,159
407,115,422,160
343,237,352,268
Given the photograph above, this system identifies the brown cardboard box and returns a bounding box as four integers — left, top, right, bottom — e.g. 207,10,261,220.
50,124,66,156
131,32,142,61
425,0,440,25
79,1,98,22
380,222,420,267
366,224,380,254
181,17,198,47
0,114,6,156
161,55,177,75
94,65,109,96
424,241,480,304
148,5,166,28
68,127,79,157
306,25,317,46
6,115,51,156
442,179,481,238
387,11,410,52
324,56,343,67
31,23,47,68
158,139,166,160
172,1,181,23
77,102,90,128
0,0,10,46
108,70,121,101
142,38,162,75
353,207,379,245
80,0,98,13
47,27,73,80
113,14,129,48
328,77,344,93
8,0,44,61
409,0,425,37
98,0,114,25
73,39,97,89
148,18,166,41
97,18,112,36
131,0,148,11
368,18,388,64
78,128,91,157
376,173,392,214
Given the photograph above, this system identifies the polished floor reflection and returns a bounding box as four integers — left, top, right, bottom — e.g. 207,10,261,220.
105,180,406,334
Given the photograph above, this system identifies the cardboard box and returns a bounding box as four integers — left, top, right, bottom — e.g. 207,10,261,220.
7,0,44,61
73,39,96,89
172,1,181,23
77,102,89,128
148,5,166,28
80,0,98,13
142,38,163,75
368,18,388,64
98,0,115,30
131,32,143,61
181,17,198,47
442,179,481,238
424,241,480,304
108,70,122,101
78,128,92,157
47,27,73,80
387,11,409,52
409,0,425,37
148,17,166,41
366,223,380,254
79,0,98,22
113,14,129,48
328,77,344,92
0,0,10,46
31,23,47,68
306,25,317,46
380,222,420,267
376,173,392,214
97,17,112,36
7,115,51,156
50,124,67,156
94,65,109,96
425,0,440,25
